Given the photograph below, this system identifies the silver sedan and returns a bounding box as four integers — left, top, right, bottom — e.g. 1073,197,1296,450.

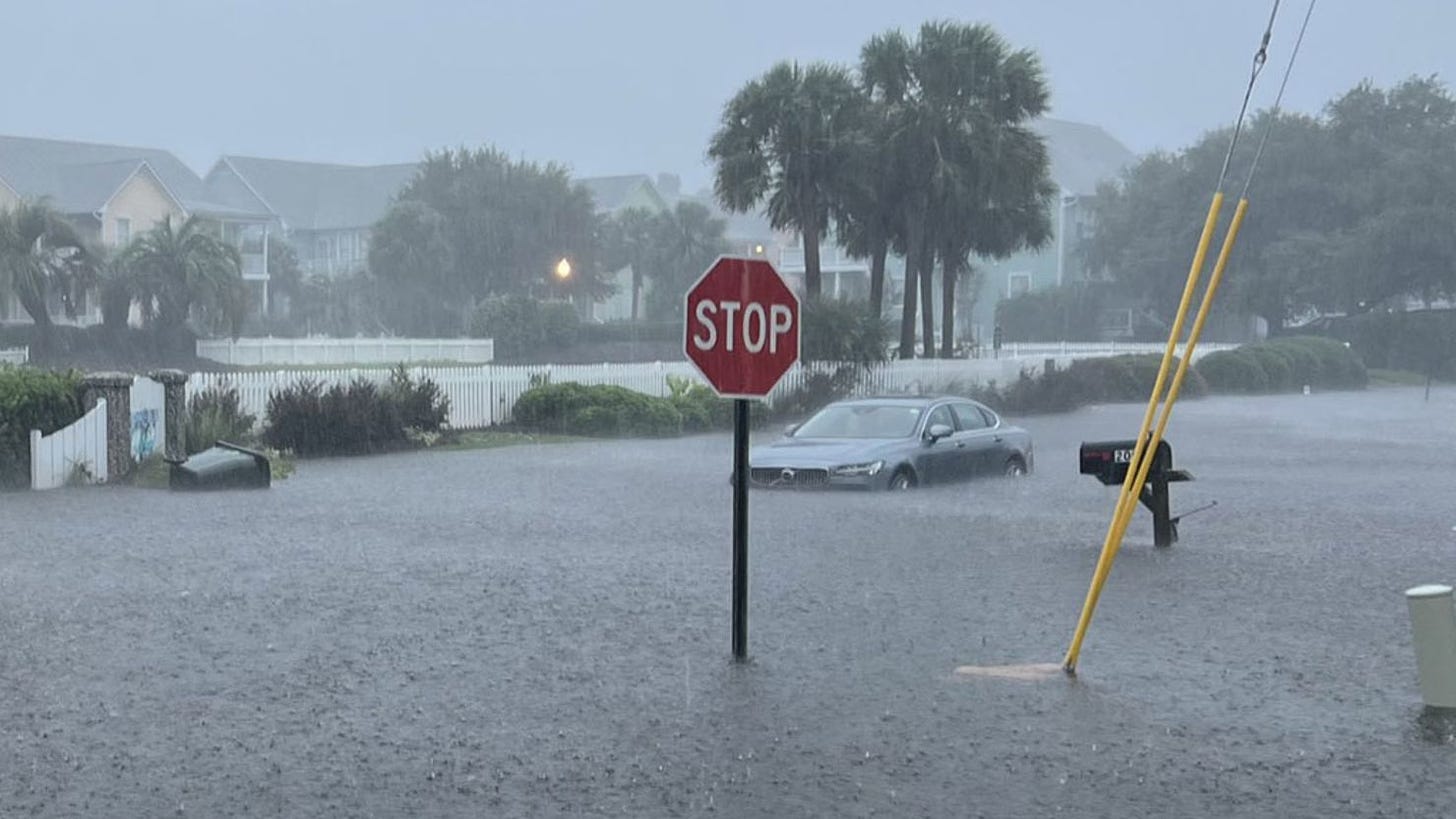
748,396,1034,490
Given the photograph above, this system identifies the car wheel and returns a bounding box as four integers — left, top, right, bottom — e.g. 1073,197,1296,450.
1004,457,1028,477
888,468,916,491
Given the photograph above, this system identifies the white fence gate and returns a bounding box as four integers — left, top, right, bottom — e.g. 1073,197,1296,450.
30,399,108,490
130,376,165,460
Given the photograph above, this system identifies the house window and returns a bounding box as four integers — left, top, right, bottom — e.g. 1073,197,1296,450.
115,218,131,247
1007,272,1032,298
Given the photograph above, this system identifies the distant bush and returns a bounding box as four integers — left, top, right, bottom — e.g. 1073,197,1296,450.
1196,336,1366,393
994,283,1108,343
0,366,84,489
262,369,449,456
513,382,682,437
1192,349,1269,394
771,364,863,420
578,321,682,344
942,354,1207,416
470,296,580,359
185,383,258,455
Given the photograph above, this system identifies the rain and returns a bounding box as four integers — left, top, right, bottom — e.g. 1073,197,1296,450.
3,2,1456,816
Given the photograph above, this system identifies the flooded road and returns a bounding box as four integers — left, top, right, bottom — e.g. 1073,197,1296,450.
3,387,1455,816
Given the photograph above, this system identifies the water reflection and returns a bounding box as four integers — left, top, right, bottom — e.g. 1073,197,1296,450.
1414,706,1456,745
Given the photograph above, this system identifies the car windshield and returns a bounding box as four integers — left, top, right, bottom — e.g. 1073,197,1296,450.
793,404,923,439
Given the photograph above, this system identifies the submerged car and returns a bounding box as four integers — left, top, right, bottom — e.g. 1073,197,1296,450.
748,396,1033,491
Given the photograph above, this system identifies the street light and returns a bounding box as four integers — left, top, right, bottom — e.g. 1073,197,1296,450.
555,258,572,281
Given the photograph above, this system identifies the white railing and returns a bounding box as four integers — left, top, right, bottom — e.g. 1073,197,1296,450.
196,338,496,366
0,347,28,365
31,399,108,490
130,376,165,460
993,341,1237,359
188,347,1222,432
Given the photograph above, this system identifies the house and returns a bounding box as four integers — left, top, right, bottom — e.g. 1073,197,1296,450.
203,157,419,282
970,118,1136,343
0,134,273,325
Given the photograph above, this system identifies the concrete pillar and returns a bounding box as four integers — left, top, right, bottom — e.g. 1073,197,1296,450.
150,369,189,462
81,372,134,479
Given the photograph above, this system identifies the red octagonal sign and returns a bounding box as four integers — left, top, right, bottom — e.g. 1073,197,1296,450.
684,256,801,399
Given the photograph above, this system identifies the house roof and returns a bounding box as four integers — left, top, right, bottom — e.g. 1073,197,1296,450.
207,156,419,232
1030,118,1136,197
577,174,668,214
0,134,263,218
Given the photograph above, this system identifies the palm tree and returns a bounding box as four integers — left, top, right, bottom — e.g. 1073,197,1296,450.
644,201,731,321
708,61,865,300
863,22,1054,357
0,200,99,349
119,216,247,339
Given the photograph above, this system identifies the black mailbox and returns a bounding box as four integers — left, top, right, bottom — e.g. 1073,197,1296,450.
1078,437,1193,547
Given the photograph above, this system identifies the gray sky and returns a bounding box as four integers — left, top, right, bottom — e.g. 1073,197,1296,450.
4,1,1449,191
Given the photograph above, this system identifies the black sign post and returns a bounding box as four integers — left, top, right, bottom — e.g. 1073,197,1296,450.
732,398,750,660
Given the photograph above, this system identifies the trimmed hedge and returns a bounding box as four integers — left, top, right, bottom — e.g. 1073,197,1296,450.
513,382,683,437
1195,336,1366,393
975,354,1207,415
0,366,85,489
262,367,449,456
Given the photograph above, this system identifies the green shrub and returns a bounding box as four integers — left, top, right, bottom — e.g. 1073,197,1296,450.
513,382,682,437
0,366,84,489
385,365,450,432
1196,337,1366,393
578,321,682,344
994,284,1107,343
1246,346,1294,392
771,364,863,420
262,371,449,456
666,374,737,432
1196,349,1270,393
184,383,258,455
470,295,580,359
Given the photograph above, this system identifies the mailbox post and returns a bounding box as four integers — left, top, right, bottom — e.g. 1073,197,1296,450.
1079,438,1193,548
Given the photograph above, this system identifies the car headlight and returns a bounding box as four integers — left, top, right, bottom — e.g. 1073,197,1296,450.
832,460,884,477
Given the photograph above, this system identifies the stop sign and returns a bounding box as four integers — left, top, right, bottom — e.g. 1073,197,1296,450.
684,256,800,398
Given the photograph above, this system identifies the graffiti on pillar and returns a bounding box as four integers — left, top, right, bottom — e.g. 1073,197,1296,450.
131,408,159,459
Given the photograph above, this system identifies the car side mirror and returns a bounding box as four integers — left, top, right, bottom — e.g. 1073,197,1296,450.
925,423,953,443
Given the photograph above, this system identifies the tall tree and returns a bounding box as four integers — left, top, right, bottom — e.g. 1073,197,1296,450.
642,201,731,322
861,22,1053,357
0,200,99,350
370,146,606,335
600,207,661,321
1088,77,1456,333
120,216,247,339
708,61,865,300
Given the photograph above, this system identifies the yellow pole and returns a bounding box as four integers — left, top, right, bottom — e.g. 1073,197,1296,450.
1062,192,1224,672
1083,198,1250,601
1064,198,1249,673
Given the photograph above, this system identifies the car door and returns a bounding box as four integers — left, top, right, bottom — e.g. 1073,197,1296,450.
915,403,961,484
951,402,999,477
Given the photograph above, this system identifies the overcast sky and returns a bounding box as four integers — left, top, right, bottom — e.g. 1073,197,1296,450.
4,1,1449,191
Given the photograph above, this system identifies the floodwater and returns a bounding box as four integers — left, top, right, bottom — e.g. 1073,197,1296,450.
2,387,1454,816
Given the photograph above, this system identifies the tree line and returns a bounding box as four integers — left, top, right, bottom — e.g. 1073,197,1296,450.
1086,75,1456,334
707,21,1057,359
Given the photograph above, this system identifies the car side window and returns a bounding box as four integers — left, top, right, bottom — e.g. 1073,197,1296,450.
952,403,987,431
980,407,999,428
925,404,955,433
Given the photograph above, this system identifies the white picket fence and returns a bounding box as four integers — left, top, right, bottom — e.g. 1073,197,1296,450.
188,344,1229,432
30,399,108,490
197,337,496,366
0,347,27,365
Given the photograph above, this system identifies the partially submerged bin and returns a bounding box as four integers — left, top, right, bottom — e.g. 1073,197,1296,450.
169,441,271,490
